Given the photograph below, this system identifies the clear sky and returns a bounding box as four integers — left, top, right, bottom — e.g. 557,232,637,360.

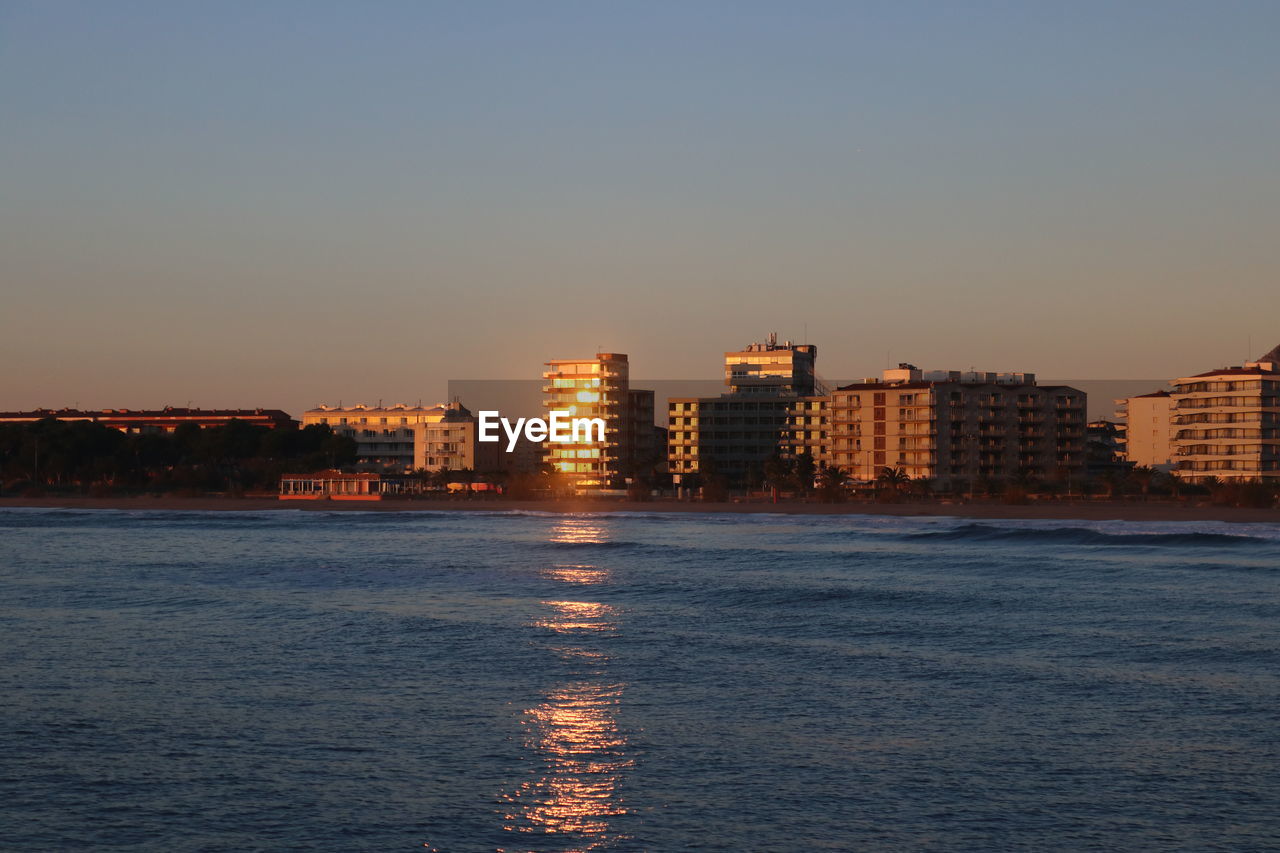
3,1,1278,416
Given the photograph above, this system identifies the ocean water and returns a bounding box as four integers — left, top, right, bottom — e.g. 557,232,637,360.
1,508,1277,852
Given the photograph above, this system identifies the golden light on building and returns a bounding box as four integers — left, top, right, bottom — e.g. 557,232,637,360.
542,354,629,492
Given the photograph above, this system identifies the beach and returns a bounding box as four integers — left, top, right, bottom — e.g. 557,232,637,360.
4,494,1279,523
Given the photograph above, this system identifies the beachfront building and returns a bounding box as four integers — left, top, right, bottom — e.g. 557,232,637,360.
824,364,1086,489
668,335,825,487
1087,419,1131,478
781,396,831,463
279,471,430,501
1114,390,1174,470
1170,352,1280,483
542,353,658,491
302,401,497,473
0,407,296,433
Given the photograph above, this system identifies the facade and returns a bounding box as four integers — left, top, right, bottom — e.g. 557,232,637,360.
782,397,831,462
1114,390,1174,469
626,389,665,479
668,336,823,486
820,365,1086,489
0,407,295,433
1170,358,1280,483
1086,420,1131,478
302,402,497,473
543,353,652,491
724,333,818,396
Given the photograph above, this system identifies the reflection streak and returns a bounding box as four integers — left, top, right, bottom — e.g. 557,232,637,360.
500,518,631,851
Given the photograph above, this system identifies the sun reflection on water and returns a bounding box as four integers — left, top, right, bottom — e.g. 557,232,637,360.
499,517,631,851
546,517,610,545
544,564,610,585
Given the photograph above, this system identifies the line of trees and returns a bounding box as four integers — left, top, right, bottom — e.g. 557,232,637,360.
681,450,1278,508
0,418,357,496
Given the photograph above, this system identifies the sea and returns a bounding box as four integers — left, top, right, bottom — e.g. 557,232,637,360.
1,507,1277,851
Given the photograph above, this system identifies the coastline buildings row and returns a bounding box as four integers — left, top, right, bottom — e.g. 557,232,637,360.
5,338,1279,488
666,338,1087,491
1115,344,1280,483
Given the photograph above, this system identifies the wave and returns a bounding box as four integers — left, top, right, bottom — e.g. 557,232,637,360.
908,523,1270,548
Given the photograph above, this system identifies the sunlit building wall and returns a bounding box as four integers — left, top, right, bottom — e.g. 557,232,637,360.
1170,355,1280,483
827,364,1087,488
543,353,630,490
1114,390,1174,470
303,401,494,473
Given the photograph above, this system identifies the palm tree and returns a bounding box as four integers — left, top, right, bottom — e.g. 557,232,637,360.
794,451,817,496
1128,465,1156,501
815,463,847,502
1099,468,1126,499
876,466,910,492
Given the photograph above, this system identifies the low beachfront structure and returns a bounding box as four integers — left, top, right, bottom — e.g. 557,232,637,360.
279,471,428,501
0,407,296,433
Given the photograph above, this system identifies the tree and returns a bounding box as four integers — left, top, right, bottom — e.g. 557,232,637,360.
909,477,934,498
794,451,817,496
876,466,909,491
762,452,793,493
815,463,847,503
1128,465,1156,501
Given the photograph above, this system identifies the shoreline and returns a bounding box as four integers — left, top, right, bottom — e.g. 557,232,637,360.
3,495,1279,524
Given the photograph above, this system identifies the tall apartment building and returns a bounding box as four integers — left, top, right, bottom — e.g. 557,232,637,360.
1114,390,1174,469
668,335,822,486
1170,354,1280,483
542,353,656,490
821,364,1086,488
302,402,497,473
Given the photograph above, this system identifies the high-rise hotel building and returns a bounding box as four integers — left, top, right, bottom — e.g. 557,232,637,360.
543,353,655,491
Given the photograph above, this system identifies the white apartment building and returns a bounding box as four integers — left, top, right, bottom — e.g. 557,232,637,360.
302,401,496,473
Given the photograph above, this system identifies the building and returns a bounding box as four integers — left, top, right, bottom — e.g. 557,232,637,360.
0,407,296,433
822,364,1086,489
782,397,831,463
1170,354,1280,483
279,471,429,501
301,402,498,474
724,333,818,397
668,335,824,487
1114,390,1174,470
626,388,666,479
1086,420,1131,478
542,353,656,491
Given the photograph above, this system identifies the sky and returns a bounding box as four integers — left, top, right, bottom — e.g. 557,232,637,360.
3,1,1279,416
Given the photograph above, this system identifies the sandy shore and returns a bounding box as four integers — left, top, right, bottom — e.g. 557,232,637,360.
3,495,1279,524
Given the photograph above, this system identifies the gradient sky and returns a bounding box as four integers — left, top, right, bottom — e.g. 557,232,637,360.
3,1,1278,416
